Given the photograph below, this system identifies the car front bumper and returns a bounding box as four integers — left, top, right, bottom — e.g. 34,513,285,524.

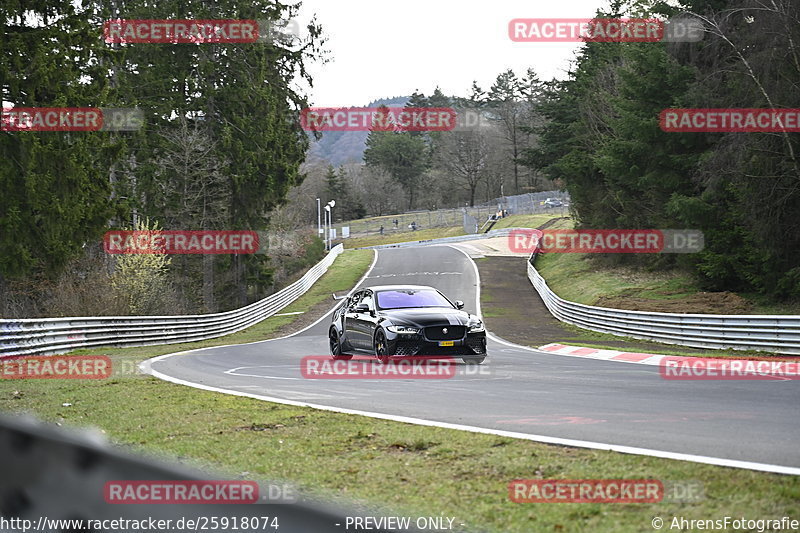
390,332,487,357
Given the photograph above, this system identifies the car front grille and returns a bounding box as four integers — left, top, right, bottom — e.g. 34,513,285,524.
395,343,421,356
424,325,466,341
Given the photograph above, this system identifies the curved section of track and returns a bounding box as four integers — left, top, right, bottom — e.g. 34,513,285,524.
145,246,800,474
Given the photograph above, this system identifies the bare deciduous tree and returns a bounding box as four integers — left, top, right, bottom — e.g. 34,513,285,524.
436,128,490,207
153,117,231,312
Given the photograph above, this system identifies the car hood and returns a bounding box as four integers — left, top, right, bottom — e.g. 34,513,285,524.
378,307,475,328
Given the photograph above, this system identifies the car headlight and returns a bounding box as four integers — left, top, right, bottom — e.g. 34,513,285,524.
387,325,420,334
468,320,485,333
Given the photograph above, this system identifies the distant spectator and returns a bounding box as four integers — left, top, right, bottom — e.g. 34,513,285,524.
379,225,384,235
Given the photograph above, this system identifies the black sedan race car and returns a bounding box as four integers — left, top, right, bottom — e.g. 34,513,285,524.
328,285,487,364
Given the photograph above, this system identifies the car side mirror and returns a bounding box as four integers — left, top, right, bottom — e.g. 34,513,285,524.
455,300,464,310
354,303,370,313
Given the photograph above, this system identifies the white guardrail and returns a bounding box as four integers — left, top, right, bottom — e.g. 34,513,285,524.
527,255,800,355
364,227,525,249
0,244,344,357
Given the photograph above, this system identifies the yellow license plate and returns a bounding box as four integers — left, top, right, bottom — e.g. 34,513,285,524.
439,341,454,347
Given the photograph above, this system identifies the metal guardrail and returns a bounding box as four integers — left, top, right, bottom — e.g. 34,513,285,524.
363,227,528,250
0,244,344,357
527,254,800,355
334,191,569,236
0,413,412,533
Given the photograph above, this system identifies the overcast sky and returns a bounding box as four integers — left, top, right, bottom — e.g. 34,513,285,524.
294,0,610,107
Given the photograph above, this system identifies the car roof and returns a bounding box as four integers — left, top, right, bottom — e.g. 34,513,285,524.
359,285,439,292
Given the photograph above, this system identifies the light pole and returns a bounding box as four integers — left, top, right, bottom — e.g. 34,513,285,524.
325,200,336,250
316,198,321,239
324,205,330,250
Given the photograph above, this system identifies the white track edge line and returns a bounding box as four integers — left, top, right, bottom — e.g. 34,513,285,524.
143,244,800,476
145,364,800,476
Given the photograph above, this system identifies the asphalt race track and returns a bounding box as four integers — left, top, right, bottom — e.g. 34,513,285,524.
145,245,800,473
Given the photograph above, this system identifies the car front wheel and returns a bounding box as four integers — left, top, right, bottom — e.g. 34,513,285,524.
373,329,395,364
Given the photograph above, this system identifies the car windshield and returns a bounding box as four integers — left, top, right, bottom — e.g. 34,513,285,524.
375,289,453,310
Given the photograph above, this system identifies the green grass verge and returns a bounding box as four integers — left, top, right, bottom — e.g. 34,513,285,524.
480,275,738,358
529,253,792,357
491,213,566,230
335,210,464,235
341,212,566,250
536,251,799,315
531,221,797,314
2,247,798,532
337,209,572,251
535,252,700,306
3,372,799,532
735,293,800,315
342,226,465,249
